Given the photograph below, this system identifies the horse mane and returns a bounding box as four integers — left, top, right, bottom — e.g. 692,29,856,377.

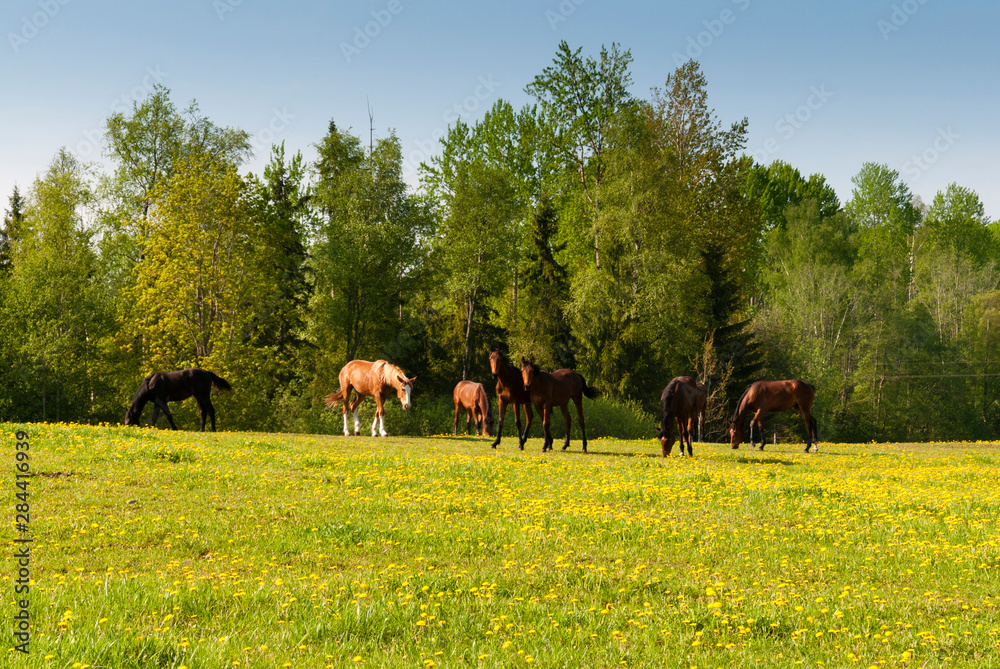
373,360,407,389
128,375,154,410
729,383,754,428
662,378,683,417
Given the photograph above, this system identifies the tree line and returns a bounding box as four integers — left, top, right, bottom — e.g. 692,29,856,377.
2,42,997,442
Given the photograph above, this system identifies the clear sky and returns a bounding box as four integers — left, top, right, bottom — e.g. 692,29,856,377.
3,0,998,220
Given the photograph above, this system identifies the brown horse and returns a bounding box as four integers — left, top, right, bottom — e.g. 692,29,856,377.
324,359,415,437
729,379,818,452
520,357,600,452
453,380,494,437
488,347,534,450
657,376,706,457
124,368,231,432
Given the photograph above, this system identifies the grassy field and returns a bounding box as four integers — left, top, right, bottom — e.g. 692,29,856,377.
4,423,1000,668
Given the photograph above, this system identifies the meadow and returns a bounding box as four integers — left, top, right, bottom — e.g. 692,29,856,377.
4,422,999,668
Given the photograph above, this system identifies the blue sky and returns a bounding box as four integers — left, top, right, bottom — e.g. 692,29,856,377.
3,0,998,220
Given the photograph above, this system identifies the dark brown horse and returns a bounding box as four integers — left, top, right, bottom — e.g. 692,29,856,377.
658,376,706,457
520,357,600,453
123,368,232,432
453,380,494,437
488,347,534,450
325,359,415,437
729,379,818,452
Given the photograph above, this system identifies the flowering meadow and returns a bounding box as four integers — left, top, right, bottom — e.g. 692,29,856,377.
4,423,1000,668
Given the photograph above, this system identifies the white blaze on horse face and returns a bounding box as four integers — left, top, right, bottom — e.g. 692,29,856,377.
401,384,412,410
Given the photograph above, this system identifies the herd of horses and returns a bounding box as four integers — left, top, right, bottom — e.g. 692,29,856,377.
123,350,820,454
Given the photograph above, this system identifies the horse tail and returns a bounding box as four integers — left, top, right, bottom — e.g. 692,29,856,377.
209,372,232,392
325,389,346,409
579,374,601,399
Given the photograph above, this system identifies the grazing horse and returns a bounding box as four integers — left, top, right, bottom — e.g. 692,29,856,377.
658,376,706,457
488,347,534,450
123,368,232,432
324,359,415,437
729,379,819,452
453,380,494,437
520,357,601,453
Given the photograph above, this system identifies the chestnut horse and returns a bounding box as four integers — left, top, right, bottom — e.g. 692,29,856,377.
324,359,415,437
520,357,600,452
729,379,818,452
124,368,231,432
657,376,706,457
488,347,534,450
453,380,494,437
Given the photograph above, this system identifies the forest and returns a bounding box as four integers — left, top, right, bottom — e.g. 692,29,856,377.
2,42,998,443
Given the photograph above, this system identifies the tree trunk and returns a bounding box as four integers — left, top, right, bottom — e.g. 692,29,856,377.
462,292,476,381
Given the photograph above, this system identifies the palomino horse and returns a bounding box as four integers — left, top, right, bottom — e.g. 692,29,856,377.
324,359,415,437
658,376,706,457
123,368,232,432
520,357,601,452
453,380,494,437
488,347,534,450
729,379,818,452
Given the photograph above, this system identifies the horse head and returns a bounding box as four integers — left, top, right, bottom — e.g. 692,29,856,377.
520,356,537,392
396,374,415,410
658,426,674,455
123,407,138,426
728,420,743,449
489,348,503,378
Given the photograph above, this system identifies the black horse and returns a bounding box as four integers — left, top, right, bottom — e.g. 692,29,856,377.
124,368,232,432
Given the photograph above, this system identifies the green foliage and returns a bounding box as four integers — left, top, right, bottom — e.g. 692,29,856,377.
307,122,431,394
3,44,1000,445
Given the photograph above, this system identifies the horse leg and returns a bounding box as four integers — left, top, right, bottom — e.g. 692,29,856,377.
156,399,178,430
350,394,363,436
573,397,588,453
491,399,508,449
342,386,355,436
542,405,554,452
467,409,475,436
752,409,768,450
150,404,160,428
454,400,461,436
684,416,694,456
207,398,216,432
517,404,529,451
800,410,818,453
679,416,691,457
560,403,572,451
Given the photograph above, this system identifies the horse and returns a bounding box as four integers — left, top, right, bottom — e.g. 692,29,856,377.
520,357,601,452
658,376,706,457
123,368,232,432
488,347,534,450
453,380,494,437
729,379,819,452
324,359,415,437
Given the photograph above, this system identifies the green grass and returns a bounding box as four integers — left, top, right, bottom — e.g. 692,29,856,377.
4,423,1000,667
